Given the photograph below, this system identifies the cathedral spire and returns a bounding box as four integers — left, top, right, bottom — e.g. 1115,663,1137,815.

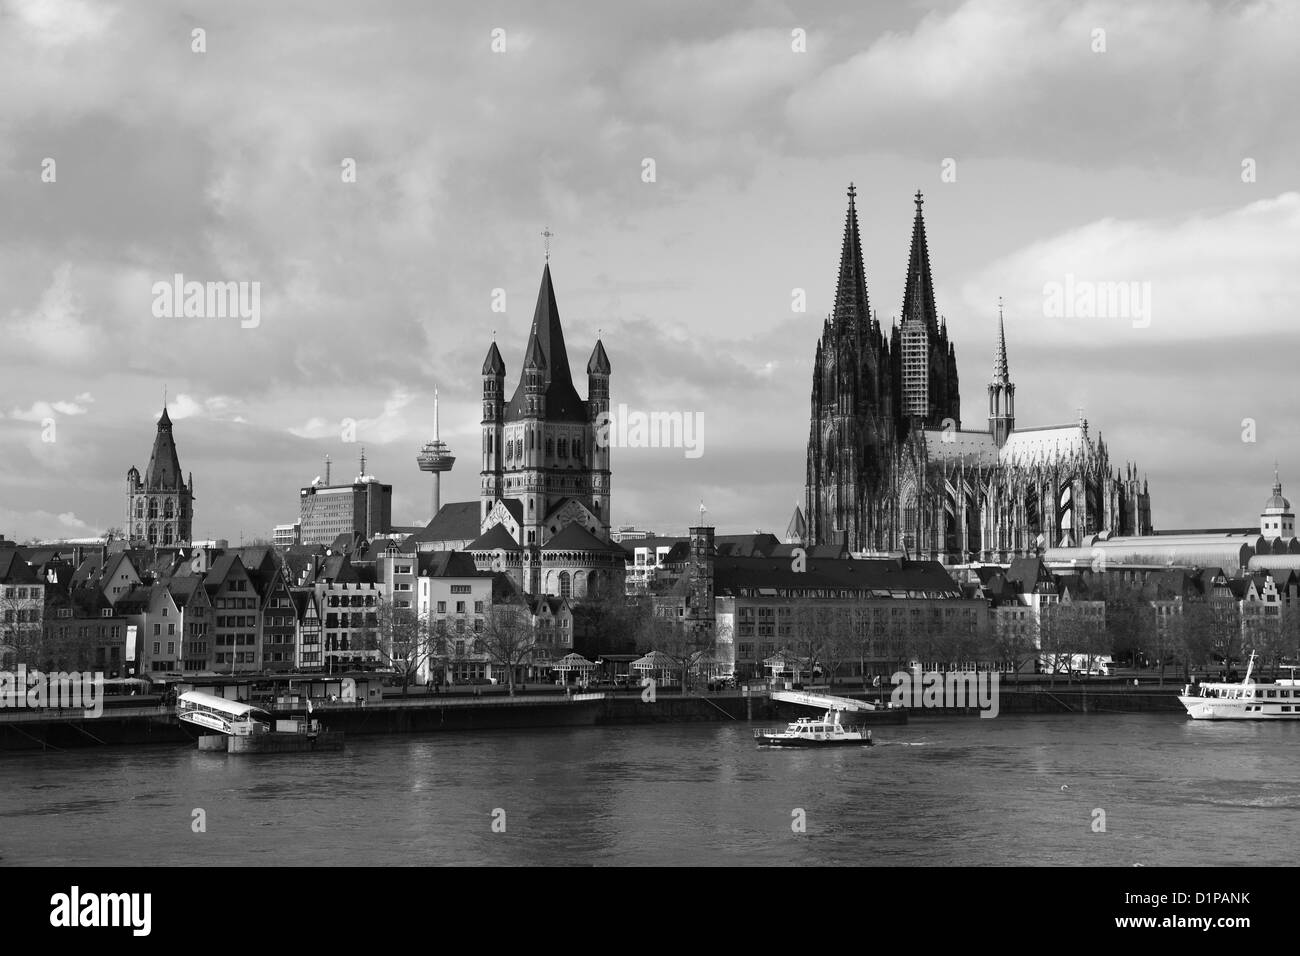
992,297,1010,382
901,190,939,336
832,182,870,331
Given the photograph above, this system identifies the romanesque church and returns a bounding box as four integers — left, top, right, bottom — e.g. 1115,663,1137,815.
794,186,1153,564
471,262,626,597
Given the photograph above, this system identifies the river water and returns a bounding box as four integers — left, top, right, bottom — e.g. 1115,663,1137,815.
2,714,1297,866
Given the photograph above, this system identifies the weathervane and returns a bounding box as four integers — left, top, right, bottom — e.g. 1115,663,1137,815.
541,226,554,262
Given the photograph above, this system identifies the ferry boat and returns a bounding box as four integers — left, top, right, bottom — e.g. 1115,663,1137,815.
753,709,875,747
1178,651,1300,720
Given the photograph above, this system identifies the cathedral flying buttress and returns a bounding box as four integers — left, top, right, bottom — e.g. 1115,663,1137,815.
800,187,1153,564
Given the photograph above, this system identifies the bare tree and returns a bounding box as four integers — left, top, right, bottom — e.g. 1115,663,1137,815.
475,601,537,696
355,598,431,696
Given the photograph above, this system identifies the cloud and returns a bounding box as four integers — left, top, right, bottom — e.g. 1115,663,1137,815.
786,0,1300,168
288,390,417,444
959,192,1300,345
9,393,95,422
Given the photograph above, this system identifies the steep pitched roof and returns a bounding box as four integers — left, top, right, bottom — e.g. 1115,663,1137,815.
784,505,807,542
142,407,186,491
542,522,623,553
505,264,588,423
0,550,38,585
406,501,482,545
482,341,506,376
466,525,522,552
586,339,610,375
419,550,487,577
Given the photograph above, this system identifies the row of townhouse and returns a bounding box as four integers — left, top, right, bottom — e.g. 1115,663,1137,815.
966,558,1300,670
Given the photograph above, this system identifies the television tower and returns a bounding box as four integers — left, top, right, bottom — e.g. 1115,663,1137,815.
416,387,455,521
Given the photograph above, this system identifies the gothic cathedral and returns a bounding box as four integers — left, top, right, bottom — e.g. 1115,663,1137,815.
800,186,1152,563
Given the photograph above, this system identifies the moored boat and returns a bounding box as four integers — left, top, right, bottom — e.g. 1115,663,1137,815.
1179,651,1300,720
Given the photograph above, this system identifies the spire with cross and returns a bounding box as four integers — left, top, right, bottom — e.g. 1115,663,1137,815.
541,226,554,262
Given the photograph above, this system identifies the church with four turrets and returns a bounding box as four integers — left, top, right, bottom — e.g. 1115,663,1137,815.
797,186,1153,564
471,262,626,597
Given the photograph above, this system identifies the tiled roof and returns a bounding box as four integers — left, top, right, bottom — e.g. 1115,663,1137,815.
466,525,522,552
407,501,483,544
418,551,485,577
542,523,623,553
0,551,39,585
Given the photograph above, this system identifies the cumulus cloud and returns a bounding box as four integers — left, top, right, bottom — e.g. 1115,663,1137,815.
959,192,1300,345
8,393,95,421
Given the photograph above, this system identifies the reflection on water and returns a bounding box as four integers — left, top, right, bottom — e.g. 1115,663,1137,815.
2,714,1298,866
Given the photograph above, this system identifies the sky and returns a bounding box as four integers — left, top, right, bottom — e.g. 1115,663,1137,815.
1,0,1297,543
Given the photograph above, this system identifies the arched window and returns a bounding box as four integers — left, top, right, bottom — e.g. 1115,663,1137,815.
164,499,174,518
135,501,144,518
558,438,568,458
527,431,534,450
559,571,571,599
163,526,173,545
148,500,158,519
546,437,554,457
574,439,582,459
148,525,158,545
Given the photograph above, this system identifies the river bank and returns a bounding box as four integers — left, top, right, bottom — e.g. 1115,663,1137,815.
0,684,1189,752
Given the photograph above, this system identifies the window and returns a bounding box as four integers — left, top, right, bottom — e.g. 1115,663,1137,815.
152,642,161,655
437,601,446,613
456,601,466,614
153,623,161,635
167,642,175,656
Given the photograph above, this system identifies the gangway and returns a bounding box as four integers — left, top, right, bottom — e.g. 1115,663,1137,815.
769,689,897,712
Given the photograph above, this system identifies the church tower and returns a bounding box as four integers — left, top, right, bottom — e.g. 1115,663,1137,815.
894,190,959,431
804,184,894,552
127,406,193,547
478,258,619,597
988,300,1015,446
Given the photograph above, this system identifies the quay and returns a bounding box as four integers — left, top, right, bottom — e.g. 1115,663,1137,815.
0,683,1185,752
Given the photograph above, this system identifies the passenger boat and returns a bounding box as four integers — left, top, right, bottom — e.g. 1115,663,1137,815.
753,709,874,747
1178,651,1300,720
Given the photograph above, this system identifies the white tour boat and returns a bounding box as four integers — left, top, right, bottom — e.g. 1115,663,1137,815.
753,709,875,747
1179,651,1300,720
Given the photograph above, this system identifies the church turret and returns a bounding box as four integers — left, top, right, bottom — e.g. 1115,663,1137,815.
480,341,506,518
988,299,1015,446
587,339,612,531
1261,468,1294,541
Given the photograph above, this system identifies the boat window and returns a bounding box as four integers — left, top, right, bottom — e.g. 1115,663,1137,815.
1267,690,1277,698
1283,706,1291,713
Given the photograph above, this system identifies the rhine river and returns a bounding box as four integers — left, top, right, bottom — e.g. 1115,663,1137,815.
2,713,1298,866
